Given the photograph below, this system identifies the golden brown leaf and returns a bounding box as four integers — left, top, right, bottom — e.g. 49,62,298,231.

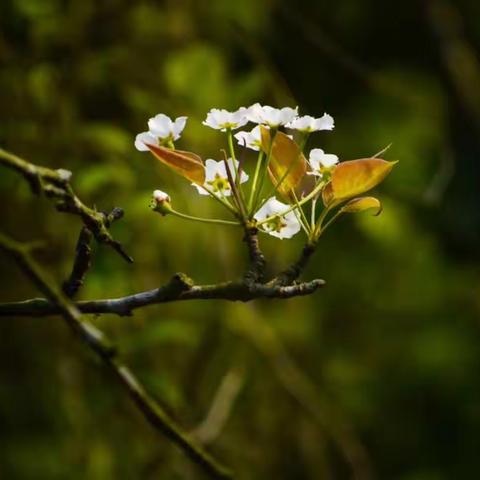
330,158,397,201
147,144,205,185
260,127,307,201
321,181,334,206
340,196,382,215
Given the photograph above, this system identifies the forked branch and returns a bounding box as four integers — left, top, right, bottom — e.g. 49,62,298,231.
0,148,132,262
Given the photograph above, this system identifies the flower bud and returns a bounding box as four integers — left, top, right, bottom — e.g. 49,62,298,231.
150,189,172,215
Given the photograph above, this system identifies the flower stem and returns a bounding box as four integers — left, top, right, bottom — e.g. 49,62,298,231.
311,197,317,229
291,190,311,234
170,209,240,226
253,127,276,212
293,209,310,235
226,129,248,212
311,204,336,239
299,132,310,152
248,150,264,213
221,149,247,220
319,209,343,234
201,185,238,215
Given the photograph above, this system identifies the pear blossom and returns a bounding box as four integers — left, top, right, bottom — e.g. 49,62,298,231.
149,114,187,140
193,158,249,196
135,114,187,151
234,125,263,151
203,108,249,131
235,125,293,151
307,148,339,177
286,113,334,132
150,189,172,215
253,197,301,239
246,103,298,128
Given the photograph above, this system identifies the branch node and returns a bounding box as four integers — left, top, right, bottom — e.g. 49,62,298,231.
171,272,195,292
243,226,266,284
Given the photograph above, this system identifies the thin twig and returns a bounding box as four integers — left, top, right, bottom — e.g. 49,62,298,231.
62,208,130,297
271,242,318,286
62,227,93,298
0,232,232,480
0,148,132,263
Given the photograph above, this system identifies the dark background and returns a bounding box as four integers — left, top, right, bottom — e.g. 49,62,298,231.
1,0,479,478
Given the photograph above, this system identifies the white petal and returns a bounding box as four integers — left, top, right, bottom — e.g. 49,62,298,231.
286,115,314,131
321,154,339,168
191,183,210,196
245,103,264,123
135,131,157,151
309,148,325,166
148,114,173,138
204,159,222,182
314,113,335,131
172,116,188,140
234,131,252,147
153,189,169,201
279,107,298,125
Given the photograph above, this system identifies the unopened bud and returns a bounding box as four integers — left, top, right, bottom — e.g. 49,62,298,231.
150,189,172,215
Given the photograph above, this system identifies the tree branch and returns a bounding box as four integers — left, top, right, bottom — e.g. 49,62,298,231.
62,208,125,298
62,227,93,297
271,242,317,286
0,148,132,263
0,232,232,480
243,226,266,284
0,275,325,318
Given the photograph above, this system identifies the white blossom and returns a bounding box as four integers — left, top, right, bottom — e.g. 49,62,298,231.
234,125,293,151
148,114,187,141
253,197,301,239
193,158,249,196
203,107,249,131
234,125,263,151
135,114,187,151
307,148,339,177
246,103,298,128
286,113,334,132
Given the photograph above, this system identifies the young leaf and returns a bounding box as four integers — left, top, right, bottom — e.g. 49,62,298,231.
331,158,397,201
147,144,205,185
322,181,334,206
340,196,382,215
260,127,307,201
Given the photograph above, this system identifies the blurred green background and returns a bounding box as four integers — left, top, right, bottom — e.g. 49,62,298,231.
1,0,480,479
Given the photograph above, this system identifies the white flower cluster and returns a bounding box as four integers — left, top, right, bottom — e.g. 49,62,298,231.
135,104,340,240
